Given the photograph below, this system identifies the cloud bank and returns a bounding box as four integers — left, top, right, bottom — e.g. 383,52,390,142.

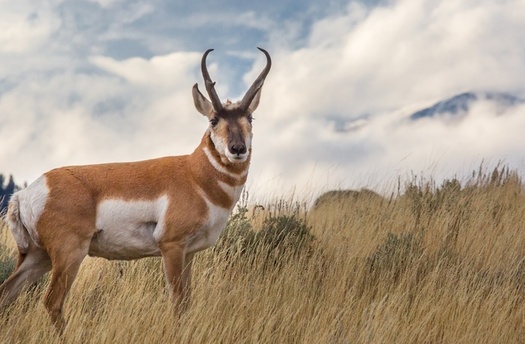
1,0,524,201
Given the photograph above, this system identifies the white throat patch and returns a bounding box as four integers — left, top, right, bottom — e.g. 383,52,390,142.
203,147,248,179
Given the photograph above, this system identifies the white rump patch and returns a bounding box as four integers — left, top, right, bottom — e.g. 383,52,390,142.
89,196,168,260
13,175,50,248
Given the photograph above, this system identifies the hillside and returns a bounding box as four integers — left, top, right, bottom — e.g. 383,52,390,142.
0,166,523,343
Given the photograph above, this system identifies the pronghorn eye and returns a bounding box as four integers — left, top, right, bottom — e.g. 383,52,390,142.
210,117,219,127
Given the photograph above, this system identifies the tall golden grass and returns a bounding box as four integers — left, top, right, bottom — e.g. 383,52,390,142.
0,166,524,343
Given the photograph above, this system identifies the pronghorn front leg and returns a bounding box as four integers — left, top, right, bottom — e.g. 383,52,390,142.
160,242,187,314
180,252,194,311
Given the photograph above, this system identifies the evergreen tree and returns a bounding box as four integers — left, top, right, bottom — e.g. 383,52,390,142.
5,175,15,196
0,174,5,212
0,174,18,214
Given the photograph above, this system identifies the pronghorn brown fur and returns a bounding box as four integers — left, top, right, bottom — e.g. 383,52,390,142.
0,48,271,332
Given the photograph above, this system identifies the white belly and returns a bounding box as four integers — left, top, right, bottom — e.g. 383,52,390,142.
89,196,168,260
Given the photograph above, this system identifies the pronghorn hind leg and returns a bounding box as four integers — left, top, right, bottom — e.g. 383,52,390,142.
0,247,51,308
44,242,89,333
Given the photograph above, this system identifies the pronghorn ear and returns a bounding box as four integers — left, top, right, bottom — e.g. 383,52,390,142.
193,84,215,117
248,87,262,113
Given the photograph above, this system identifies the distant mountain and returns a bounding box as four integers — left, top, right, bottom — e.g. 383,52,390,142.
410,92,525,120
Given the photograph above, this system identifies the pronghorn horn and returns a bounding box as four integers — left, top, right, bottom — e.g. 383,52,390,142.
239,47,272,112
201,49,224,112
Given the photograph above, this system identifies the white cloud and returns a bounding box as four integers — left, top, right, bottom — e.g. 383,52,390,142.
248,0,525,199
90,52,200,89
87,0,123,9
0,52,208,182
1,0,525,202
0,1,62,55
264,0,525,114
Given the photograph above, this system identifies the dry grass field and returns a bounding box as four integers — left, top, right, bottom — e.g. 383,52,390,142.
1,166,524,343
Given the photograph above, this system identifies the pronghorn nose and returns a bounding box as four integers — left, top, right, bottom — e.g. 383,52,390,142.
230,143,247,155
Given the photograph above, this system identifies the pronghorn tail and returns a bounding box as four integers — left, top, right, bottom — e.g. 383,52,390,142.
5,193,30,254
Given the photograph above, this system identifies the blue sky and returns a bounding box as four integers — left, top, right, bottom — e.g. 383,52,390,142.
1,0,525,201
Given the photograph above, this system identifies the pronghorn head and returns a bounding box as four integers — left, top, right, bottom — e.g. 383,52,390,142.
192,48,271,164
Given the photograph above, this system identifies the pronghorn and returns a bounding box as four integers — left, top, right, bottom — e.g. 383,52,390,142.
0,48,271,332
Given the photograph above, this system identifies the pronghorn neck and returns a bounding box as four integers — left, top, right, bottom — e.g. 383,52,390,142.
188,131,250,210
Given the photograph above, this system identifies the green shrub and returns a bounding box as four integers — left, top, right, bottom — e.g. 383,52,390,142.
212,206,253,256
366,232,423,281
250,215,314,256
214,207,316,267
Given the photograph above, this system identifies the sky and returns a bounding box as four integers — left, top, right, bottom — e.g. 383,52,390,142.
1,0,525,202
